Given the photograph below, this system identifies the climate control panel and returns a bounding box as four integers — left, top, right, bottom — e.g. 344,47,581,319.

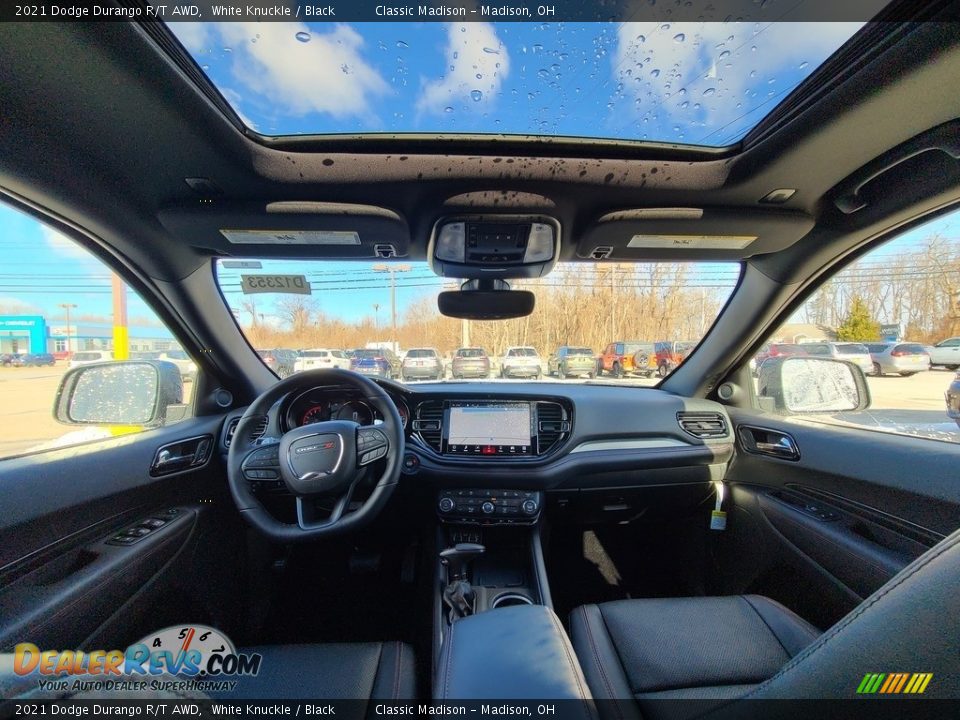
437,489,542,525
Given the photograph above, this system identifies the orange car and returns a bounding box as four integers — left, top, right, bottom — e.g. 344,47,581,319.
599,342,657,378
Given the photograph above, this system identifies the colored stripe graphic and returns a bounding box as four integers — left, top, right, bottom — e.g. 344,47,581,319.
858,672,932,694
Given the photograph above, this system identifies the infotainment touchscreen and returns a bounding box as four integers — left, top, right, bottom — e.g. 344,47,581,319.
444,402,532,455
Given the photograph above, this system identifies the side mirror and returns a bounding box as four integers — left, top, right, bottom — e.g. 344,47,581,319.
53,360,184,427
757,357,871,413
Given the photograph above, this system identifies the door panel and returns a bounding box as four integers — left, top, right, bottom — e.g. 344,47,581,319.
718,408,960,627
0,415,245,652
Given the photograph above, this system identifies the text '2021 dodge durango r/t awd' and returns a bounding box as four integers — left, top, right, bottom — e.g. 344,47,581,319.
1,3,959,717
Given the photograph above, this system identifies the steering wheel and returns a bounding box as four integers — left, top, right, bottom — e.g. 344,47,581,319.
226,368,404,541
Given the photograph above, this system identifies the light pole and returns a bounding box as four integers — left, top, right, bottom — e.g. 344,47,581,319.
373,303,380,332
58,303,77,354
372,264,411,351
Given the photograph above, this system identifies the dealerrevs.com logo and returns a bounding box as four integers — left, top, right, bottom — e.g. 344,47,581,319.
10,625,261,694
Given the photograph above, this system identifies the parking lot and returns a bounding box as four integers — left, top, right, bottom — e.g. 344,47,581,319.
1,362,956,459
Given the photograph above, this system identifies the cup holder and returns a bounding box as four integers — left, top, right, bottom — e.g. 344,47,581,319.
492,593,534,609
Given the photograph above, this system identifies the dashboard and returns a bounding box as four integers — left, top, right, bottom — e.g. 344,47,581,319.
256,378,735,492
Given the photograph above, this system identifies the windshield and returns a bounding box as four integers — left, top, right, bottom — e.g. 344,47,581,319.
836,343,869,354
171,21,865,147
216,259,738,385
301,350,328,357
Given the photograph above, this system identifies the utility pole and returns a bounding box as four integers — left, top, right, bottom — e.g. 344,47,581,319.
372,264,411,352
373,303,380,332
111,274,129,359
58,303,77,354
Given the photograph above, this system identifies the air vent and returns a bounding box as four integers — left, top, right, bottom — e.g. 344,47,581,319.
414,401,443,452
536,402,568,454
677,412,728,439
248,417,268,441
225,416,267,448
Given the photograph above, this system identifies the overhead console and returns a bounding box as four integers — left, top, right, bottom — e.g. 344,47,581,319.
428,214,561,279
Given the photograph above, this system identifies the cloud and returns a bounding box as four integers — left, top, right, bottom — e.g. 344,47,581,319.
41,226,90,260
612,22,863,143
212,22,390,120
416,23,510,116
171,22,211,55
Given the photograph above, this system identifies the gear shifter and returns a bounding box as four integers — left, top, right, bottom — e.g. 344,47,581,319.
440,542,485,622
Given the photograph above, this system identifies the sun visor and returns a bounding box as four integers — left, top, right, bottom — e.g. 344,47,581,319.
577,208,814,261
158,201,410,259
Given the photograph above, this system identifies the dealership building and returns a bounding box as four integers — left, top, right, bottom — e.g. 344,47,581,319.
0,315,178,355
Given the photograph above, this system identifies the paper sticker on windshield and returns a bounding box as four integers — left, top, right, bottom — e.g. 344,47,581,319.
220,229,360,245
628,234,756,249
241,275,311,295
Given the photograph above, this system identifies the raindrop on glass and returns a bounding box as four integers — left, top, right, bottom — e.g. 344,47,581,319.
673,33,685,43
483,47,499,55
444,106,454,113
470,89,483,102
718,50,730,60
799,61,809,69
396,40,408,49
295,31,311,43
703,88,716,96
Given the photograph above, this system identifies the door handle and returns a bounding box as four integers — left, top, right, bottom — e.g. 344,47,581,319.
755,438,798,458
738,425,801,461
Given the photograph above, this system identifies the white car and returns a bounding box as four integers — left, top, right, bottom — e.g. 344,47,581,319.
294,348,349,373
68,351,112,368
928,337,960,369
500,346,542,379
158,350,197,381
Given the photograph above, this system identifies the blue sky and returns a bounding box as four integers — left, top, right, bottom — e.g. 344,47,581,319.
170,20,864,145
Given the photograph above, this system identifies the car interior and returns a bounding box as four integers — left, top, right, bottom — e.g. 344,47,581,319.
1,4,959,714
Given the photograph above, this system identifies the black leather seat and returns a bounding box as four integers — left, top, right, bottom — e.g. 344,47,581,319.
571,595,818,712
571,526,960,714
218,642,416,699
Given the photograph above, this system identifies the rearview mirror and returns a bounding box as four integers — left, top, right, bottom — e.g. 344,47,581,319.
438,290,536,320
757,357,870,413
54,361,184,426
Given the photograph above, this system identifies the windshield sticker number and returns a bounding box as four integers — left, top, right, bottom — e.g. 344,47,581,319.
241,274,311,295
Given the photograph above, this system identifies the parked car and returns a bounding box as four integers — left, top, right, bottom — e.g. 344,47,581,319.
500,346,542,379
800,342,874,376
654,340,697,378
928,336,960,369
946,371,960,429
548,346,596,379
350,348,401,379
751,343,810,376
158,349,197,382
450,347,491,379
294,348,349,373
17,352,57,367
599,341,656,378
0,353,14,367
68,350,112,368
864,342,930,376
256,349,297,378
401,348,444,381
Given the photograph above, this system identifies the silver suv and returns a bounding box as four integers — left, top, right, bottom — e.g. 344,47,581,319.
401,348,443,381
500,347,542,379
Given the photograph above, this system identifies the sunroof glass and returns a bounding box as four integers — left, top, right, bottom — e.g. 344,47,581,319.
170,20,864,147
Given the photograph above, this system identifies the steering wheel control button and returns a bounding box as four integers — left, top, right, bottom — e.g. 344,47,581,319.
437,489,543,525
